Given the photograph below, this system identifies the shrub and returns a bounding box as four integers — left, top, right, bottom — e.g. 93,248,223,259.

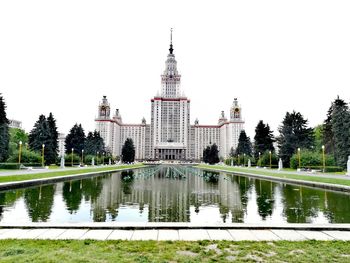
257,151,278,167
64,153,80,166
0,163,20,169
7,149,42,164
290,150,335,169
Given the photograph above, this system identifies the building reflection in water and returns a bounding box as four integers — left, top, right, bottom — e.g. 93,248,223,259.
1,166,350,223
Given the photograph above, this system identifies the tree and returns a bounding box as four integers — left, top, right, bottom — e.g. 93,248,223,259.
203,146,210,163
253,120,274,159
313,125,324,152
277,111,314,167
0,94,9,162
323,97,347,155
235,130,252,156
46,113,59,164
84,130,105,155
209,143,220,164
28,115,50,160
121,138,135,163
65,124,86,154
331,100,350,168
8,128,28,158
202,144,219,164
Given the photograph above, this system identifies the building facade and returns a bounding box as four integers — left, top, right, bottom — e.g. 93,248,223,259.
95,34,244,161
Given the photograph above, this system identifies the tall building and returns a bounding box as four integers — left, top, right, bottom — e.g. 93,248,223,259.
95,31,244,161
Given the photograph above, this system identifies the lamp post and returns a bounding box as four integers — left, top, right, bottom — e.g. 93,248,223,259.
243,153,246,167
71,148,74,167
258,152,261,167
238,154,240,166
42,144,45,167
298,148,301,169
81,149,84,166
96,151,99,166
322,145,325,173
269,151,272,169
103,152,105,165
18,141,22,165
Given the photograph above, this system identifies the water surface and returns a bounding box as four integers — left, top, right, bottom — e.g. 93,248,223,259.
1,165,350,224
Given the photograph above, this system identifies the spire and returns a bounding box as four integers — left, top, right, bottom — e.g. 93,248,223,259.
169,28,174,54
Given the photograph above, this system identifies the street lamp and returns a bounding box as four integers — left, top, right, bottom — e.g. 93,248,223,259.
42,144,45,167
269,151,272,169
298,148,301,169
81,149,84,166
258,152,261,167
18,141,22,165
243,153,246,167
71,148,74,167
322,145,325,173
96,151,99,166
103,152,105,165
238,154,240,166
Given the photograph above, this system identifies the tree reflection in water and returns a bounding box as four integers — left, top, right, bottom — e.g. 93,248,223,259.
0,166,350,223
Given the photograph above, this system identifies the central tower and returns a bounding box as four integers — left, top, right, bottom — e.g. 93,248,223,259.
150,29,191,160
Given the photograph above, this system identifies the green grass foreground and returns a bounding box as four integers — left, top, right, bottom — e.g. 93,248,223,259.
198,164,350,187
0,239,349,262
0,164,145,184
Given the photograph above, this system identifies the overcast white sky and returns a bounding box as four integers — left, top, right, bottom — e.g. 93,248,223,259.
1,1,349,138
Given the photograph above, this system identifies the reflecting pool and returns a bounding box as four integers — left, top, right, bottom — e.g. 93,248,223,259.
1,165,350,224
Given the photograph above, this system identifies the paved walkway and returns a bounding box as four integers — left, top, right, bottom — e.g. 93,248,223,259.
0,228,349,241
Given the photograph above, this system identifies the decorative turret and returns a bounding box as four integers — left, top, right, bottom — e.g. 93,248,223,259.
218,110,227,125
230,98,242,121
98,95,111,119
113,108,122,123
142,117,146,125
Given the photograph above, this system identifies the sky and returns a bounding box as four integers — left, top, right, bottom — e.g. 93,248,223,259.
1,0,350,139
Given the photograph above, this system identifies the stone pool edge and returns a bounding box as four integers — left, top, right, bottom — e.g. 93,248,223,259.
1,222,350,231
0,165,147,191
197,166,350,193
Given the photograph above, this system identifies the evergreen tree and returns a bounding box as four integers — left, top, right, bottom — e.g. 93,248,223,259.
65,124,86,154
121,138,135,163
85,130,105,155
28,115,50,161
46,113,59,164
323,96,347,156
203,146,210,163
253,120,275,159
331,100,350,168
0,94,9,162
235,130,252,156
277,111,314,167
208,143,220,164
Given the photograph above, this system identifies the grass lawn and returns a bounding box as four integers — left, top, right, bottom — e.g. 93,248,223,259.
0,164,145,184
0,239,349,262
198,164,350,187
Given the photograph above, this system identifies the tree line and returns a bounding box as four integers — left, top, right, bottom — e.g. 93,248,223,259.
207,96,350,171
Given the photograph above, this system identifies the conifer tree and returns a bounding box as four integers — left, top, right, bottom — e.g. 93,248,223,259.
277,111,313,167
121,138,135,163
46,113,59,164
84,130,105,155
323,97,347,155
235,130,252,156
208,143,220,164
253,120,275,158
28,115,50,154
331,100,350,168
203,146,210,163
65,124,86,154
0,94,9,162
